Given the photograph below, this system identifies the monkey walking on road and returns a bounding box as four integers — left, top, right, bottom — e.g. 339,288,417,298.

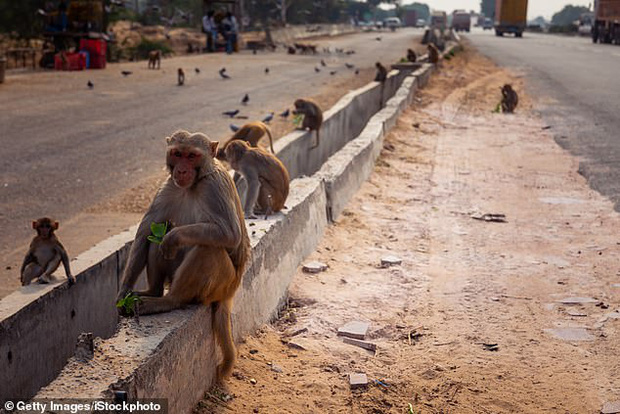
177,68,185,86
148,50,161,69
21,218,74,286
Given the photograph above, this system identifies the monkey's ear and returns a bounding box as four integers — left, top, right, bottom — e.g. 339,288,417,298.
166,136,172,145
32,220,38,229
52,221,59,230
209,141,219,158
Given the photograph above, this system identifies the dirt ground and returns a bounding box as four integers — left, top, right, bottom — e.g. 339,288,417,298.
194,46,620,413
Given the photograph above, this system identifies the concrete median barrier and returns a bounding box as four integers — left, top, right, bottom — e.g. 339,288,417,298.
0,53,441,408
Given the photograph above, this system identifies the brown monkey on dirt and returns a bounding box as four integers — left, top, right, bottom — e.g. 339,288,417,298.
501,84,519,113
116,130,250,381
216,121,275,160
292,98,323,149
177,68,185,86
407,48,417,63
148,50,161,69
224,140,290,219
428,43,440,65
21,218,74,286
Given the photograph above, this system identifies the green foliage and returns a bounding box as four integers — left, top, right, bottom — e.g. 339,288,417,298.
551,5,589,26
480,0,495,18
0,0,46,40
128,37,174,61
147,222,168,245
116,292,141,316
293,114,304,127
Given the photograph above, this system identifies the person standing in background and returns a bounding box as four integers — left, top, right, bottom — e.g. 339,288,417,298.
222,11,238,54
202,11,217,52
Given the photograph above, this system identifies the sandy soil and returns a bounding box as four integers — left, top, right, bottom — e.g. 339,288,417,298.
194,46,620,413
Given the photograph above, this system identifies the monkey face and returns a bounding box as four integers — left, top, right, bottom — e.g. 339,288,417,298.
168,147,204,189
33,218,58,238
292,99,306,115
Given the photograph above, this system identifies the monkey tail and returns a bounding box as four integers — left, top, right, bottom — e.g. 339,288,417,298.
213,298,236,381
265,125,275,154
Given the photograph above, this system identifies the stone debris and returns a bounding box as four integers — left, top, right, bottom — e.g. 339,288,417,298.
349,373,368,389
302,261,328,274
342,337,377,352
601,401,620,414
566,309,587,317
558,297,598,304
544,327,594,341
75,332,94,361
271,364,283,373
337,321,370,340
380,255,402,267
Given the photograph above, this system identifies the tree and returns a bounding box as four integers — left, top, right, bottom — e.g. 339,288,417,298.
480,0,494,18
0,0,47,42
551,5,589,26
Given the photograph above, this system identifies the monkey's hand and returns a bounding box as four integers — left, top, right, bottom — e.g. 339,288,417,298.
160,230,180,260
116,286,131,303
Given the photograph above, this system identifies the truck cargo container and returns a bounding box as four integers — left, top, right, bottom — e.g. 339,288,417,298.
403,10,418,27
592,0,620,44
494,0,528,37
452,10,472,32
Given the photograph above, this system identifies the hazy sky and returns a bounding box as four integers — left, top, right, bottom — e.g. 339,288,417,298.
402,0,593,20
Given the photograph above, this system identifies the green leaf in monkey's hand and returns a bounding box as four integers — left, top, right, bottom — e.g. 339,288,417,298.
148,222,168,244
293,114,304,127
116,291,142,316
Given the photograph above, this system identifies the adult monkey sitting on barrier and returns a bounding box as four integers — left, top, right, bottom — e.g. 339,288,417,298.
225,140,290,219
216,121,275,160
116,130,250,380
292,98,323,149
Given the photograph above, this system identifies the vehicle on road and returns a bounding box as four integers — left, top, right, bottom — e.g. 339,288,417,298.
416,18,427,28
482,17,493,30
430,11,447,30
384,17,402,31
592,0,620,44
494,0,528,37
578,12,594,37
403,10,418,27
451,10,472,32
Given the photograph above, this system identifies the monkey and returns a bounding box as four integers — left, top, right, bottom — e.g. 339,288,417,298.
501,84,519,113
407,48,417,63
224,140,290,219
148,50,161,69
292,98,323,149
216,121,275,161
428,43,440,65
116,130,250,381
177,68,185,86
287,46,296,55
21,218,74,286
374,62,387,83
374,62,388,108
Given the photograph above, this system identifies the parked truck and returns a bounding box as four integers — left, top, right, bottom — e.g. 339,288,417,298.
592,0,620,44
494,0,528,37
451,10,472,32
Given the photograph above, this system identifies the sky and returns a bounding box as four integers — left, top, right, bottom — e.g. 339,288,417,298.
402,0,593,20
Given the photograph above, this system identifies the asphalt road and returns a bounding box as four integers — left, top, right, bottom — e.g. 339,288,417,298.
467,29,620,210
0,28,422,257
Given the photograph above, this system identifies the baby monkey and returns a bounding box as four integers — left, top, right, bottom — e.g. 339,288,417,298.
501,84,518,113
178,68,185,86
293,98,323,149
21,218,74,286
